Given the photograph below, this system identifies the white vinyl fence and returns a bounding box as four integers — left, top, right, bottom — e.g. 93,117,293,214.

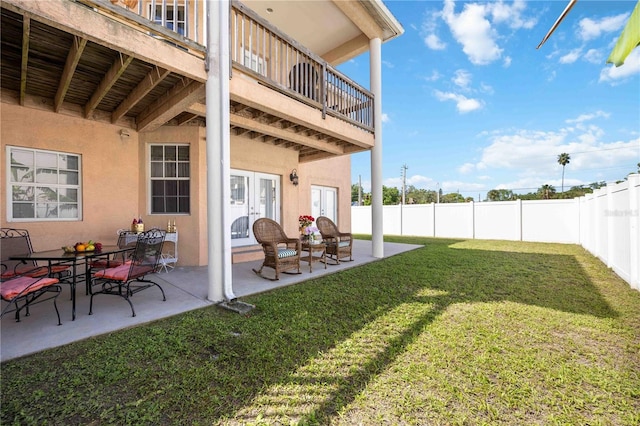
351,174,640,290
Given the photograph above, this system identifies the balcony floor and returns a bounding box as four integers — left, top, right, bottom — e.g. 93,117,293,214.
1,240,422,362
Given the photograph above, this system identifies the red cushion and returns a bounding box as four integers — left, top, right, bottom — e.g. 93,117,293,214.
0,276,59,300
93,263,153,281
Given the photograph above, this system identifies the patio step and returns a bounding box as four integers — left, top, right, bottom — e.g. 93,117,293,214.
232,245,263,263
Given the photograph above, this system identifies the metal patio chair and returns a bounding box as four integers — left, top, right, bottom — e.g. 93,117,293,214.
89,228,166,317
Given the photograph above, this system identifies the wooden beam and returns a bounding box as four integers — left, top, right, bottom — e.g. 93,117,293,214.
85,52,133,118
55,35,87,113
230,113,344,155
176,113,198,126
137,80,205,132
20,16,30,106
185,102,206,116
112,65,170,122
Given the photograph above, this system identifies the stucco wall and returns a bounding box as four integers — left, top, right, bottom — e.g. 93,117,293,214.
298,155,352,232
1,103,140,251
230,134,299,236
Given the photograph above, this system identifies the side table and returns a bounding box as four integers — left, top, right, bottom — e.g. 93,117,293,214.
301,242,327,272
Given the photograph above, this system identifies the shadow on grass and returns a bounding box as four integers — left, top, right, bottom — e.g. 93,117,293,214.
0,238,622,424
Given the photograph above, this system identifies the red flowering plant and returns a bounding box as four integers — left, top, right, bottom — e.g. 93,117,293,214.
298,215,315,229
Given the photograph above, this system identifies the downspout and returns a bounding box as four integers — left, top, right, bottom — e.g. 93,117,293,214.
206,0,235,302
370,37,383,258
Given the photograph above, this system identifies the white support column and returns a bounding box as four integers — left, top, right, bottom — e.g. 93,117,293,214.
370,37,383,258
206,0,235,302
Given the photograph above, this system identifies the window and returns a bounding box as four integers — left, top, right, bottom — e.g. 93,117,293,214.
150,144,190,214
151,3,185,36
7,146,81,221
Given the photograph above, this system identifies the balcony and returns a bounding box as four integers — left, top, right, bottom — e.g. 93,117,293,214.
1,0,377,161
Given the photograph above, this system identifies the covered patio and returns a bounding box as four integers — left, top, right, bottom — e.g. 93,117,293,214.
1,240,421,362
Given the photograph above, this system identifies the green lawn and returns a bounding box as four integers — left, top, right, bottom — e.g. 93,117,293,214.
2,237,639,425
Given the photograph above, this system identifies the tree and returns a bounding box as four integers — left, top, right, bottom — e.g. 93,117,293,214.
538,184,556,199
440,192,466,203
487,189,515,201
557,153,571,193
382,185,400,205
351,184,361,205
405,185,438,204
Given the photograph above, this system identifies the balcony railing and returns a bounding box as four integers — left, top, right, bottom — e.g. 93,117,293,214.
82,0,375,132
230,1,374,132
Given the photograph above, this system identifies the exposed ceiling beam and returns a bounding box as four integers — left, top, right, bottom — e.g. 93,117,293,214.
185,102,206,116
230,112,344,155
20,15,30,106
55,35,87,113
111,65,170,122
85,52,133,118
176,113,198,126
137,80,205,132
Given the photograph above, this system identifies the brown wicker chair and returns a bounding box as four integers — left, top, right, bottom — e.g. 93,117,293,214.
252,218,301,281
316,216,353,264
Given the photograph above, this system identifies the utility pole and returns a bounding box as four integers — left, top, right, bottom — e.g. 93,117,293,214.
401,164,408,205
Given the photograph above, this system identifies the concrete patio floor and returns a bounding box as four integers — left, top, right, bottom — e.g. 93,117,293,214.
1,240,421,362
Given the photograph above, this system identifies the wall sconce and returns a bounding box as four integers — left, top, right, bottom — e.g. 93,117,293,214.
289,169,299,186
119,129,131,138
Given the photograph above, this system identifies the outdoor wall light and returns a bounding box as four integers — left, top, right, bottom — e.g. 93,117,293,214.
290,169,299,186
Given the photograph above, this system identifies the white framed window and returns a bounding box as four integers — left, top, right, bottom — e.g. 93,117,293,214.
150,3,186,36
150,144,190,214
6,146,81,221
242,47,265,76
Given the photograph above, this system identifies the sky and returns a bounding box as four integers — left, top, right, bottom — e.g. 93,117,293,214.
338,0,640,199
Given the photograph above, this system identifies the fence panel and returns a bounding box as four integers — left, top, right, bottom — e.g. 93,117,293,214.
474,201,521,240
351,174,639,289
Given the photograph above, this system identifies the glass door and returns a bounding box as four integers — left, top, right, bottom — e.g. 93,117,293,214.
311,185,337,224
231,170,280,246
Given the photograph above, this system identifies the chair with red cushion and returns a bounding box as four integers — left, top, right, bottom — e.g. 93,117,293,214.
0,228,71,281
89,228,166,317
1,263,62,325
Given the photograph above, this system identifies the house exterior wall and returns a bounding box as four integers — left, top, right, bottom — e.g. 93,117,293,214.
298,156,352,231
1,103,139,250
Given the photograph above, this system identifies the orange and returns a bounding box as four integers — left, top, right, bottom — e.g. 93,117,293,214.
76,244,86,252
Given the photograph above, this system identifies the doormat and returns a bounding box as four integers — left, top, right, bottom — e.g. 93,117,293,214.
218,299,255,315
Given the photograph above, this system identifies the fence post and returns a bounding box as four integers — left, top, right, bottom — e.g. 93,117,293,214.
629,174,639,290
517,199,523,241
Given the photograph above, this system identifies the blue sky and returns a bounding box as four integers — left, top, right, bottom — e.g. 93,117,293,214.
338,0,640,198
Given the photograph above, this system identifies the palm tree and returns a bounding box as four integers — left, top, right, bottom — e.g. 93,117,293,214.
557,153,571,193
538,184,556,199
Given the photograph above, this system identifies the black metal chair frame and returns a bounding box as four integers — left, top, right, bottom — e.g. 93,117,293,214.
89,228,166,317
1,263,62,325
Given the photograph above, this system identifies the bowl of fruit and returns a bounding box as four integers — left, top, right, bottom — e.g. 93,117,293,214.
62,240,102,253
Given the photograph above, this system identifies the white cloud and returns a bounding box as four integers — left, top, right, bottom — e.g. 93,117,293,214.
424,70,442,82
578,13,629,41
559,48,581,64
452,69,472,89
503,56,512,67
584,49,603,64
475,125,639,181
599,48,640,83
442,0,502,65
458,163,475,174
381,113,390,123
424,34,446,50
565,111,610,124
434,90,484,113
382,60,395,69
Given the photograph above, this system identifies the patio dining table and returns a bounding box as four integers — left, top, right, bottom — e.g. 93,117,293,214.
9,245,133,321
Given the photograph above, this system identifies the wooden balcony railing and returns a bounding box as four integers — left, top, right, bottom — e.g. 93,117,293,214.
230,1,374,132
82,0,375,132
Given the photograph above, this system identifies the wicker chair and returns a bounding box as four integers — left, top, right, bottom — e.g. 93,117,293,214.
252,218,301,281
316,216,353,264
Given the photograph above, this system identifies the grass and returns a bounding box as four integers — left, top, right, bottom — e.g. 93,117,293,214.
2,237,639,425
